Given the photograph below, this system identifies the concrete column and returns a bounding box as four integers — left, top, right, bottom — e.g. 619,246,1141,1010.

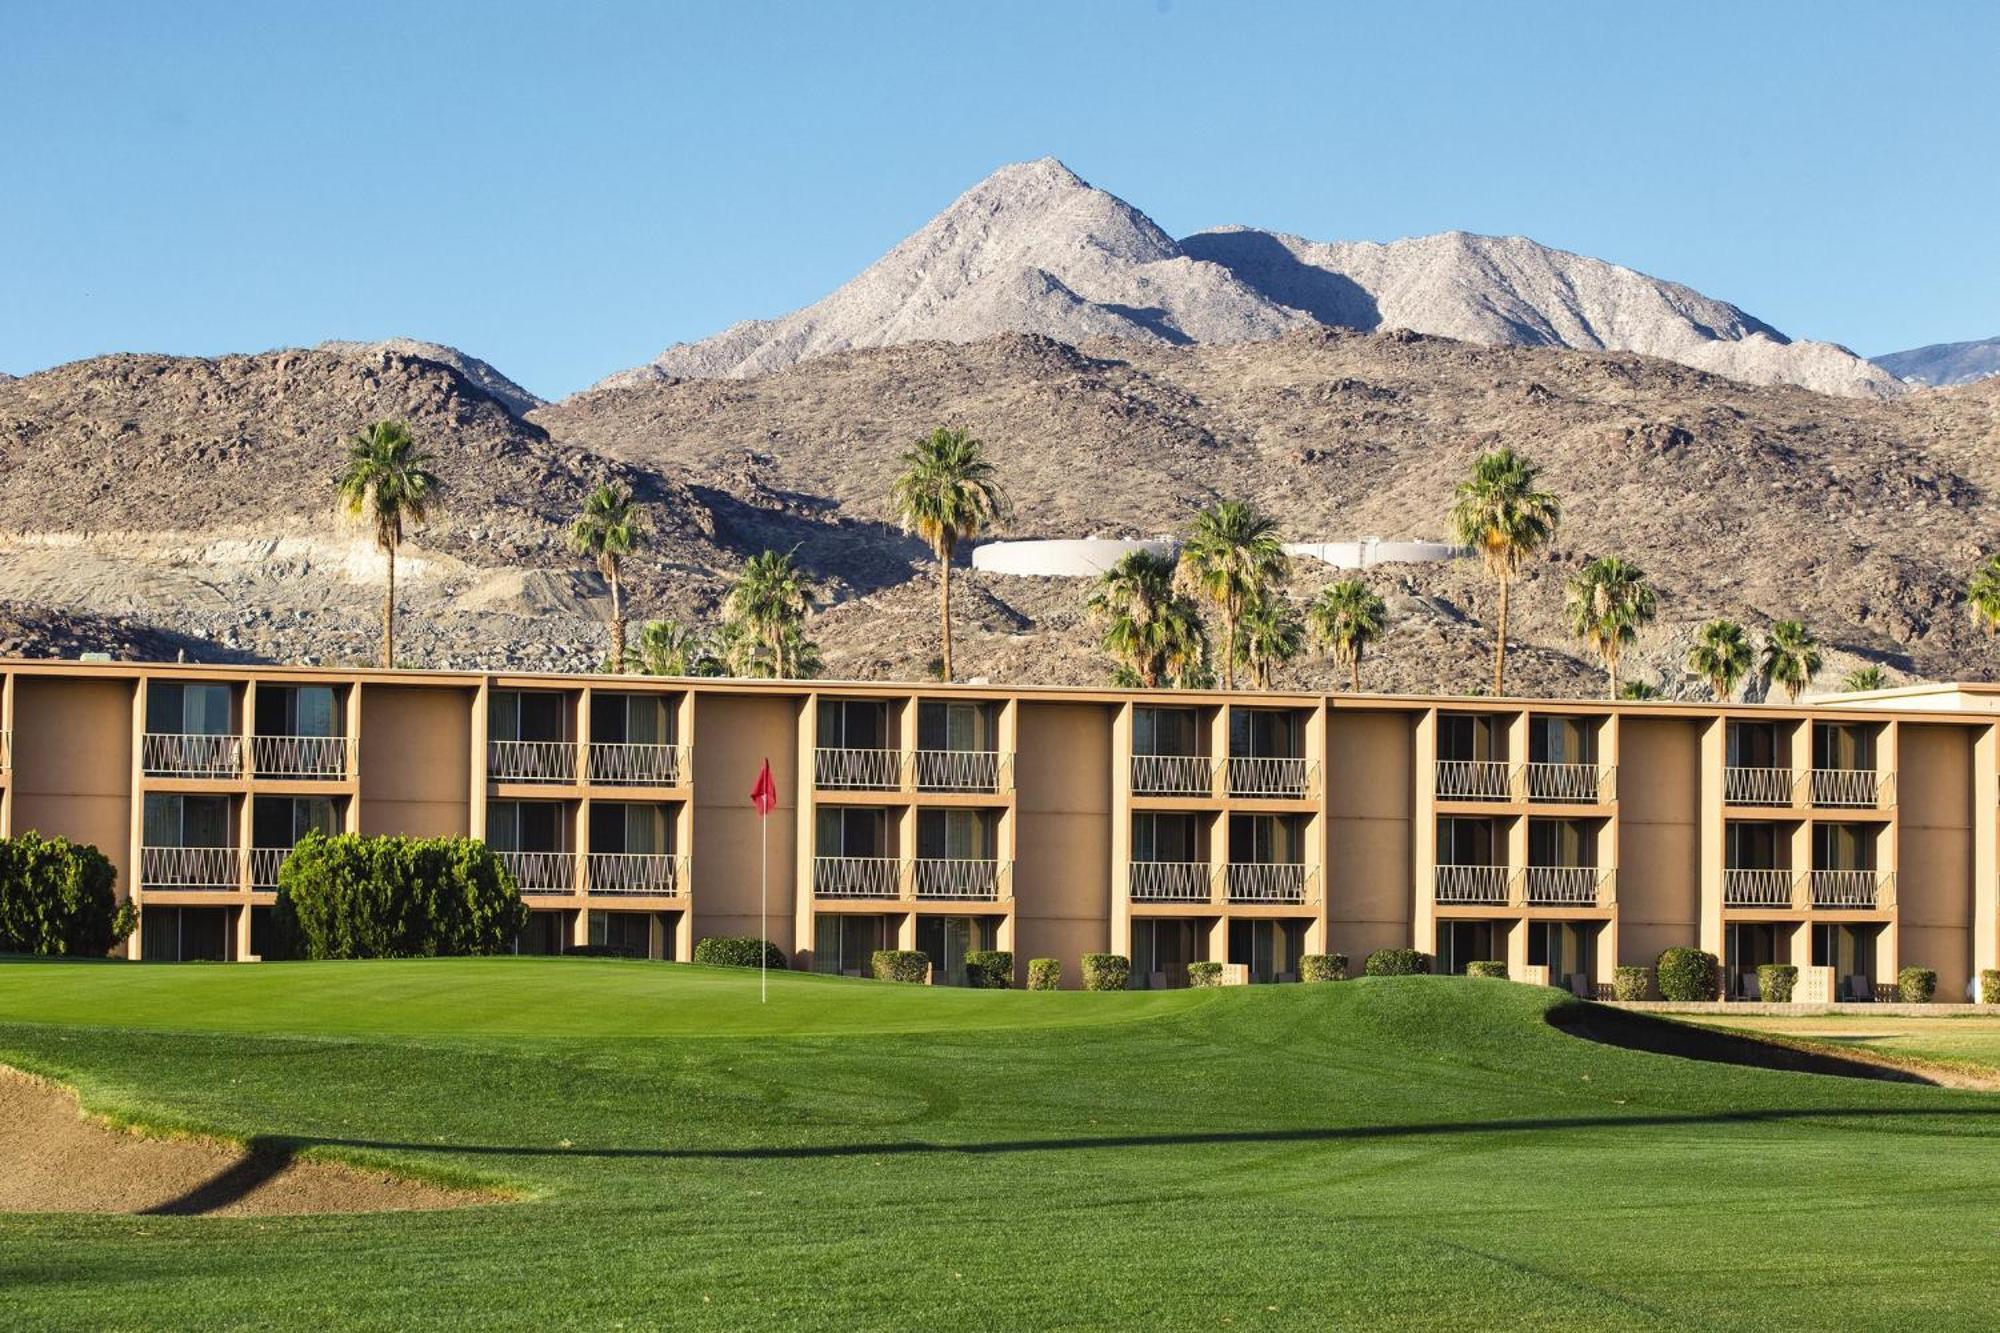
234,902,254,961
1880,720,1902,972
1698,717,1726,957
1413,709,1438,958
127,677,148,960
343,684,364,831
1110,702,1134,959
1308,700,1330,952
468,681,490,841
571,905,591,950
794,693,818,966
1208,704,1230,800
1505,916,1529,976
0,671,13,837
576,685,593,790
674,688,696,963
1974,725,1998,998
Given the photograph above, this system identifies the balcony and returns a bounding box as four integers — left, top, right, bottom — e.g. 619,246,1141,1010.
587,742,688,788
1724,767,1795,807
1810,869,1894,909
1723,868,1796,907
1811,769,1893,810
815,747,905,792
1525,764,1613,805
1131,754,1216,798
912,857,1007,901
249,847,291,890
1128,861,1213,903
142,733,244,780
1433,864,1510,905
141,845,240,890
813,855,902,898
498,850,579,894
1225,862,1313,904
1225,756,1314,799
913,749,1008,794
488,739,577,785
1434,760,1513,802
249,734,352,781
586,852,688,896
1522,866,1611,907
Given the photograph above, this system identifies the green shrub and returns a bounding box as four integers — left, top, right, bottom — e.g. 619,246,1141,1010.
1655,947,1720,1002
1757,963,1798,1004
0,832,128,956
1983,970,2000,1004
1363,948,1430,977
1187,961,1224,988
1465,960,1508,979
1300,953,1347,982
1898,966,1937,1005
964,949,1014,989
1613,966,1650,1001
1082,953,1130,991
693,935,786,969
1027,957,1062,990
272,831,528,960
871,949,930,984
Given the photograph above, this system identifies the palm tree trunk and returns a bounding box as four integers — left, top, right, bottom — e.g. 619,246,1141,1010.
609,569,626,674
939,559,953,682
1351,657,1361,693
1492,575,1510,696
1607,649,1620,700
381,541,397,669
1222,597,1237,692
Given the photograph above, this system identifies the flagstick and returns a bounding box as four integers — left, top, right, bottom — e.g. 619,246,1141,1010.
760,804,768,1005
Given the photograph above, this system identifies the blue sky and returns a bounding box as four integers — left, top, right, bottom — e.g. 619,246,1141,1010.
3,1,1994,398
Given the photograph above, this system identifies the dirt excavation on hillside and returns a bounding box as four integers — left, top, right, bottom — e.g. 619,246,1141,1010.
0,1066,493,1216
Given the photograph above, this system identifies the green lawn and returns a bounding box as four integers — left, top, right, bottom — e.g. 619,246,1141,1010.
1687,1012,2000,1079
3,959,2000,1330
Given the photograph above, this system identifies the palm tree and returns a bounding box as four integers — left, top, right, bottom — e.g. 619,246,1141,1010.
626,618,703,676
724,550,817,679
1087,551,1209,689
1307,578,1388,692
1761,620,1823,703
1970,554,2000,635
1234,593,1303,690
1841,664,1888,692
1618,680,1662,701
1562,556,1657,698
570,483,646,672
890,427,1008,682
1449,448,1560,696
1176,501,1289,691
336,420,440,668
1688,619,1754,702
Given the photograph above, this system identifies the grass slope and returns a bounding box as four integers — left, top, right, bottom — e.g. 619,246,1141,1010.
2,958,1999,1330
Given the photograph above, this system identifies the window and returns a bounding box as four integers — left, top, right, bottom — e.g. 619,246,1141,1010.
1527,818,1595,868
491,691,570,743
1725,822,1781,870
1529,716,1596,766
1133,706,1201,758
918,701,995,752
1813,723,1875,772
592,693,672,746
589,910,652,958
1133,812,1202,863
915,915,998,986
1813,823,1874,872
254,685,341,738
1228,919,1307,983
917,808,994,860
818,699,892,750
1229,709,1302,759
144,794,233,848
147,682,233,735
1131,919,1201,989
813,914,888,975
488,801,568,853
252,796,339,848
1438,713,1502,763
1228,813,1304,863
816,807,887,858
1436,920,1499,975
1436,817,1499,866
590,802,669,856
1727,721,1783,769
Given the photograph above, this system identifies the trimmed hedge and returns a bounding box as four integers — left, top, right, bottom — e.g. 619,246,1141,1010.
1465,960,1508,980
1300,953,1347,982
965,949,1014,989
1983,969,2000,1004
1655,947,1719,1002
1082,953,1130,991
1027,957,1062,991
1757,963,1799,1004
1187,961,1224,988
1613,966,1650,1001
871,949,930,984
1898,966,1937,1005
272,832,527,959
693,935,786,969
1364,948,1430,977
0,832,131,957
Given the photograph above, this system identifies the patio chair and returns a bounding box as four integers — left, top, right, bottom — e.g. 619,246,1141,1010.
1843,974,1875,1003
1568,973,1593,1000
1741,973,1761,1001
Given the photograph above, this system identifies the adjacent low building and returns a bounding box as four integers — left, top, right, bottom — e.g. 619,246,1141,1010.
1,659,1994,999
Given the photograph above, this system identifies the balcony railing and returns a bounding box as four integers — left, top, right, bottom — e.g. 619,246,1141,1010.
813,855,902,898
815,748,905,792
1522,866,1611,906
143,732,243,779
1225,756,1314,799
1434,760,1513,801
249,734,351,780
1723,868,1796,907
141,845,239,889
1724,767,1794,807
912,857,1006,901
1525,763,1613,804
1225,861,1313,904
1810,869,1893,909
587,742,688,787
1131,754,1216,797
498,850,579,894
586,852,688,896
1811,769,1892,810
249,846,291,890
1129,860,1213,902
488,738,577,784
1433,864,1510,904
913,749,1008,794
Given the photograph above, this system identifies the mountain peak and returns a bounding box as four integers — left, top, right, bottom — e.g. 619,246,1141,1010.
317,338,544,416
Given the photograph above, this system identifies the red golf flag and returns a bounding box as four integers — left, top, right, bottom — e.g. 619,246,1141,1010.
749,758,777,816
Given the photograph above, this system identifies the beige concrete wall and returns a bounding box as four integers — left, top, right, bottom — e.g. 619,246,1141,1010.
1615,717,1702,968
692,693,800,956
358,685,473,836
1326,709,1415,963
1898,722,1975,998
1014,701,1112,986
9,676,135,898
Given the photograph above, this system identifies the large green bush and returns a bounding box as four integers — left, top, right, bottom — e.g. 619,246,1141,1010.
964,949,1014,989
1465,960,1508,980
272,832,528,959
1898,966,1937,1005
1756,963,1798,1004
1363,948,1430,977
1655,948,1719,1002
871,949,929,984
693,936,786,969
1613,966,1650,1001
0,832,131,956
1300,953,1347,982
1027,957,1062,990
1187,961,1224,988
1082,953,1130,991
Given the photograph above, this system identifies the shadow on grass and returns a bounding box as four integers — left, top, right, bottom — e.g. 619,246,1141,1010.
1546,1001,1937,1084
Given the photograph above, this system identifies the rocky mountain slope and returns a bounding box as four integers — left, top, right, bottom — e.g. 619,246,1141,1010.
1874,336,2000,387
317,339,545,416
610,158,1897,400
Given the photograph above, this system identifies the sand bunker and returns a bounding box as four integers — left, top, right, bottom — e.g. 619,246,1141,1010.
0,1066,492,1216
